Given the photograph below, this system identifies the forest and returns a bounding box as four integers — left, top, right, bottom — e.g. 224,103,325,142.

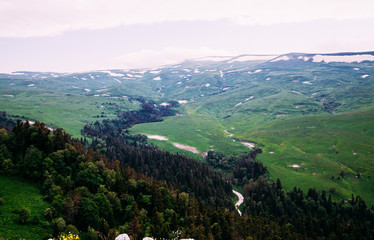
0,112,374,239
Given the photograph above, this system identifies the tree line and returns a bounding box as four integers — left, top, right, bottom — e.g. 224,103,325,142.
1,111,374,239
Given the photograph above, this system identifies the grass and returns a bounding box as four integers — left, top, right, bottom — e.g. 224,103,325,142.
130,105,251,159
0,175,52,239
131,104,374,205
0,90,140,138
230,110,374,204
2,58,374,207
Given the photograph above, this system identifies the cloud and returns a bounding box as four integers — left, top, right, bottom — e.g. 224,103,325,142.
1,0,373,37
114,46,234,69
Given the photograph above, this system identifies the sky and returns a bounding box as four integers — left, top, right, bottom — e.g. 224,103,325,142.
0,0,373,73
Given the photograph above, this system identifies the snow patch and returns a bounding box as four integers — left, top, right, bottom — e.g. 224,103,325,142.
241,142,255,148
2,94,14,97
228,55,275,63
204,83,210,87
291,164,301,168
84,89,91,92
177,81,182,84
160,102,170,106
194,69,200,73
145,134,169,141
354,68,360,71
234,102,243,107
271,55,291,62
245,96,254,101
361,74,369,78
114,78,122,83
178,100,188,104
101,71,125,77
312,54,374,63
266,77,271,80
81,77,88,81
172,142,200,154
96,88,108,92
302,81,312,85
234,96,254,108
153,76,161,81
197,56,232,62
298,56,310,61
149,70,161,74
27,84,35,87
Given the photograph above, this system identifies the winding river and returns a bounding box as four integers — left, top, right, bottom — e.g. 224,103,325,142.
232,190,244,216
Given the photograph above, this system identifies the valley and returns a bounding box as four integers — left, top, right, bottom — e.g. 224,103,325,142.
1,52,374,207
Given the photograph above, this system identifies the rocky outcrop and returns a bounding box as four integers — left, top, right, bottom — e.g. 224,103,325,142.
115,234,130,240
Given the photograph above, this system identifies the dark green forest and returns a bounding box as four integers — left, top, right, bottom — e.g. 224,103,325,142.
1,111,374,239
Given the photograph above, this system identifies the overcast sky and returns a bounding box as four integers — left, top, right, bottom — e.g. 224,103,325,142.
1,0,373,73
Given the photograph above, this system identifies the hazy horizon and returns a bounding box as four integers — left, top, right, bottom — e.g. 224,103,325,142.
1,0,373,73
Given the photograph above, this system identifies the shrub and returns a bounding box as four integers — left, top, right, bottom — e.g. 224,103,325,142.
12,207,31,224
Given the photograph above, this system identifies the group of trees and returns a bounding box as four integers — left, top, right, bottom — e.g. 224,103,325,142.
81,102,234,208
1,111,374,239
242,176,374,239
0,111,17,132
82,99,179,144
205,149,268,186
0,120,237,239
90,133,233,208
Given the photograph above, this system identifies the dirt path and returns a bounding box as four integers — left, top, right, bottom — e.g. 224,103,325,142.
233,190,244,216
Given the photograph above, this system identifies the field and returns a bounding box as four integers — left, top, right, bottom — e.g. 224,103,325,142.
0,175,51,239
130,104,252,158
131,105,374,205
0,90,140,138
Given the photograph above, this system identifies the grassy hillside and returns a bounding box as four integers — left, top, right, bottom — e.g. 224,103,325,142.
0,90,140,138
130,105,251,157
0,175,51,239
236,110,374,204
1,52,374,206
131,106,374,205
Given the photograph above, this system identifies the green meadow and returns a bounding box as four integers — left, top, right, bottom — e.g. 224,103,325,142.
130,105,251,158
0,175,51,239
0,90,140,138
130,105,374,205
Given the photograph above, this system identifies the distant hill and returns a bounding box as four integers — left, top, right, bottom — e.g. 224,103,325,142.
1,51,374,206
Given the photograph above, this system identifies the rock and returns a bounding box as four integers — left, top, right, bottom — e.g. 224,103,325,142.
115,233,130,240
